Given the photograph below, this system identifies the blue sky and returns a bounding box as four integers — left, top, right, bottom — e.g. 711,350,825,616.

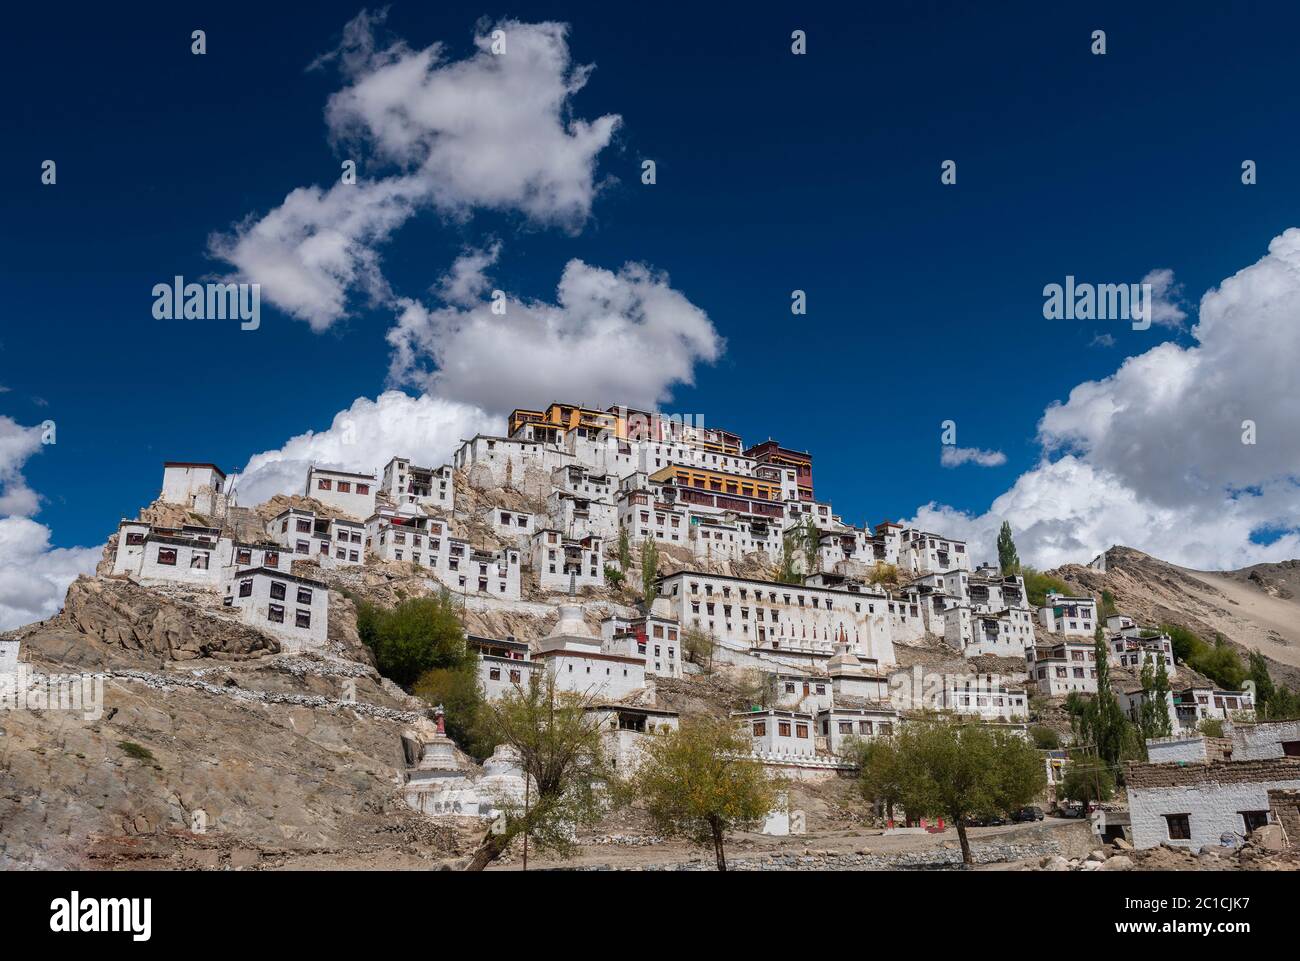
3,2,1299,626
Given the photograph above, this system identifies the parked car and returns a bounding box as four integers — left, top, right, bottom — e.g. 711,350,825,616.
1056,803,1086,819
964,814,1007,827
1011,806,1045,822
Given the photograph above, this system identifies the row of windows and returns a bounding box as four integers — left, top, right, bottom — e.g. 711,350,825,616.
317,478,370,495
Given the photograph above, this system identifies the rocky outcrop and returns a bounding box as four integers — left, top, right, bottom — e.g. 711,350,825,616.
53,576,279,664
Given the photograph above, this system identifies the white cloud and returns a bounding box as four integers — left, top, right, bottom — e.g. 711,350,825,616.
940,446,1007,468
211,13,620,331
387,255,724,413
0,518,101,630
230,391,497,506
1142,267,1188,328
0,417,99,630
1089,333,1115,348
907,232,1300,571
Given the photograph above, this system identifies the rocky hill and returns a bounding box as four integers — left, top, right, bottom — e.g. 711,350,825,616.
1047,546,1300,691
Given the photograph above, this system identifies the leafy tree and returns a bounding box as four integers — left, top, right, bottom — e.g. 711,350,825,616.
1197,718,1225,738
1161,623,1203,663
1072,626,1140,774
1137,656,1173,741
604,564,625,590
734,668,778,709
356,591,470,688
630,717,777,870
1100,590,1118,618
848,736,906,824
617,526,631,571
1057,759,1116,805
1020,568,1071,608
776,533,801,584
1029,725,1061,750
682,627,716,673
413,663,490,759
640,538,660,606
857,715,1046,865
465,672,610,871
868,562,898,586
800,515,821,578
997,522,1020,576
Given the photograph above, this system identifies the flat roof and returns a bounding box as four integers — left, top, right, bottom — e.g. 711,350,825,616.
164,461,226,477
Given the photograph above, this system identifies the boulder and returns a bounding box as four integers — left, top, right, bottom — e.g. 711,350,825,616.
1099,855,1134,871
1248,824,1287,852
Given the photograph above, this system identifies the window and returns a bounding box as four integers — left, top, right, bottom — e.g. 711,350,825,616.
795,724,809,738
317,478,332,490
265,551,279,567
338,481,351,493
268,603,285,624
191,552,209,570
296,541,309,554
297,587,313,605
489,667,501,681
238,579,253,597
1240,810,1269,834
778,721,791,737
356,484,369,496
296,609,311,629
753,721,766,737
1282,741,1300,757
236,548,252,565
157,548,177,566
270,581,286,600
1164,814,1191,840
838,721,853,735
125,531,145,546
297,519,311,533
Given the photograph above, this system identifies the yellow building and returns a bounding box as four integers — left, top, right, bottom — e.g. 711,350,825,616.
648,465,783,502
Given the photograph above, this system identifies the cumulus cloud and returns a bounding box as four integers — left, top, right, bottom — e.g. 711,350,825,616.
211,12,620,330
940,446,1007,469
230,391,497,506
0,417,99,630
1142,267,1188,328
387,254,724,413
908,232,1300,571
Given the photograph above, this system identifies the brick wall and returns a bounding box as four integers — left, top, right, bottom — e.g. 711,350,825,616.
1268,788,1300,847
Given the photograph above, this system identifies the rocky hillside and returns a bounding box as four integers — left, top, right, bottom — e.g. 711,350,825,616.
1048,547,1300,691
0,576,479,870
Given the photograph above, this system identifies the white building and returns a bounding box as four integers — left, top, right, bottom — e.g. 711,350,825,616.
468,634,540,701
1229,719,1300,760
487,507,537,547
733,708,816,757
382,457,454,514
1026,640,1098,696
222,567,329,652
267,507,364,567
656,571,896,672
817,706,898,756
942,605,1037,657
112,522,229,587
1038,592,1098,637
586,704,681,775
897,528,971,575
549,490,618,542
0,639,19,676
534,601,645,701
305,466,377,520
531,529,605,592
366,511,522,600
160,461,228,515
1125,758,1300,849
599,608,684,678
1108,630,1175,671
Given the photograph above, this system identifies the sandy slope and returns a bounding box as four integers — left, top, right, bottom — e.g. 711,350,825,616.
1175,567,1300,670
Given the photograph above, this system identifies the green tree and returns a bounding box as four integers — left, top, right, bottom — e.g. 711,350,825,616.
800,515,821,579
1072,626,1139,774
465,672,610,871
776,533,801,584
413,663,489,759
604,563,625,590
848,736,906,824
356,591,470,688
1137,656,1173,741
617,526,632,571
640,538,660,606
997,522,1020,576
682,627,716,673
1100,590,1118,619
1029,725,1061,750
857,715,1046,865
630,717,777,871
1056,759,1116,805
1020,568,1070,608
